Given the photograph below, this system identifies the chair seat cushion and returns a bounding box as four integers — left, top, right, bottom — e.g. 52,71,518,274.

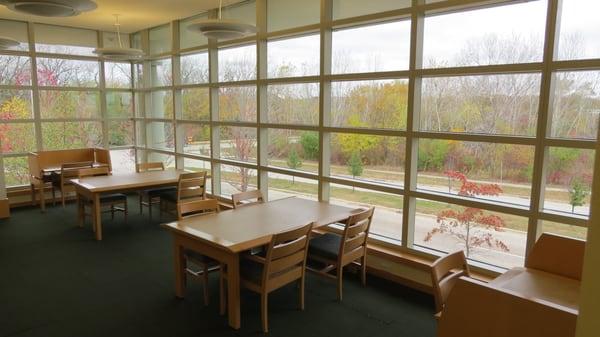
309,232,342,261
98,193,127,203
159,190,177,202
184,249,218,266
144,186,176,197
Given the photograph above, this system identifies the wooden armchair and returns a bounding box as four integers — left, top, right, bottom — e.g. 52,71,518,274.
53,161,94,207
136,162,176,219
160,171,207,216
220,223,313,333
430,250,470,319
307,207,374,301
77,167,128,226
177,198,221,305
231,189,264,209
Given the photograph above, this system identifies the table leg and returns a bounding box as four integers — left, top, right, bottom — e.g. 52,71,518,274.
77,194,84,227
39,183,46,213
93,193,102,241
174,240,186,298
226,253,241,329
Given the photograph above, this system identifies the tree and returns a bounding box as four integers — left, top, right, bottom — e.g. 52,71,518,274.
347,151,363,191
424,170,509,257
286,148,302,183
569,179,588,213
300,131,319,160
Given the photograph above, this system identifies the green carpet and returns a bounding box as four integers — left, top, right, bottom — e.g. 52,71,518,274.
0,197,436,337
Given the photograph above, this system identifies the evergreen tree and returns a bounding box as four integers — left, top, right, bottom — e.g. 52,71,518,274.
286,147,302,183
569,179,588,213
347,151,363,191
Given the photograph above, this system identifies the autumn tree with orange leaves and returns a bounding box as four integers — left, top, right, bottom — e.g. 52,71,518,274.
424,170,509,257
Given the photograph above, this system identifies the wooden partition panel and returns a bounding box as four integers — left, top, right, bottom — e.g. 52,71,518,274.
526,233,586,281
438,277,577,337
94,148,112,172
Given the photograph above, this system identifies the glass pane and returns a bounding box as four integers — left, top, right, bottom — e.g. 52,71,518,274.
134,93,143,117
131,33,142,50
0,20,28,50
332,20,410,74
184,158,212,193
149,90,173,119
148,151,175,168
181,52,209,84
219,86,257,122
268,129,319,173
3,156,29,187
149,24,171,55
222,1,257,28
135,121,145,146
181,88,210,120
330,133,405,187
106,92,133,118
218,44,256,82
0,90,33,119
420,74,541,136
39,91,100,119
544,147,594,218
0,55,31,86
331,183,403,241
34,24,97,55
541,221,587,241
550,71,600,139
423,1,546,68
268,34,320,78
134,63,144,89
268,173,318,201
180,13,209,49
102,32,130,49
37,58,99,87
151,58,172,87
110,149,136,173
108,120,134,146
267,0,320,32
417,140,534,207
180,123,210,157
219,126,257,163
267,83,319,125
415,199,526,268
333,0,410,20
332,79,408,129
147,122,174,151
41,122,102,149
104,62,132,88
556,0,600,60
0,123,35,153
220,164,258,198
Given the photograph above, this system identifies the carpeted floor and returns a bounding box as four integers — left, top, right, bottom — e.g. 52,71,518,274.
0,196,436,337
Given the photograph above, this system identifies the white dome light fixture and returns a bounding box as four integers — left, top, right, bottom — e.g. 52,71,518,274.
0,36,20,50
93,14,144,61
187,0,256,40
0,0,96,17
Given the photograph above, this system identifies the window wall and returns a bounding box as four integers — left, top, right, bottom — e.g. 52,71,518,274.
0,20,137,185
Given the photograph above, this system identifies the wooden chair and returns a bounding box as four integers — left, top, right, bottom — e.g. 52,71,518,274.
52,161,93,207
220,223,313,333
77,167,128,224
231,189,264,209
136,162,176,219
177,198,221,305
430,250,470,319
307,207,374,301
160,171,207,216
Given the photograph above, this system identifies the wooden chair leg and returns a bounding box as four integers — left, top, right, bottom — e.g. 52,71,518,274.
202,264,210,306
138,192,143,214
337,266,344,302
219,265,226,316
299,277,305,310
361,256,367,287
261,293,269,333
52,187,56,206
124,200,128,223
111,205,115,219
149,197,153,220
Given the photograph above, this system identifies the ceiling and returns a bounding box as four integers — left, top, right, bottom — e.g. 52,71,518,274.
0,0,244,33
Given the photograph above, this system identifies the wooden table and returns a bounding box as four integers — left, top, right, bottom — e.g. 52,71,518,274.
161,197,356,330
489,267,580,312
71,169,184,240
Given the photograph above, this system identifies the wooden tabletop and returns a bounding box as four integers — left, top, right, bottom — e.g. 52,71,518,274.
71,169,186,193
161,197,357,253
490,267,580,312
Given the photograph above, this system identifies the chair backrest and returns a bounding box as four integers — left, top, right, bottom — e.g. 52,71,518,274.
177,198,220,220
60,161,94,184
338,207,375,265
77,166,110,178
177,171,207,202
431,250,470,314
231,189,264,209
136,162,165,173
262,223,313,290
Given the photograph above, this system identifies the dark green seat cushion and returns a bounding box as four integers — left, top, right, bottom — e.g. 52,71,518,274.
144,186,176,197
309,232,342,261
98,193,127,203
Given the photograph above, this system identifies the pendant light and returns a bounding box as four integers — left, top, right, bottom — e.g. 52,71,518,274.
0,0,96,17
0,36,20,50
93,14,144,61
187,0,256,40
